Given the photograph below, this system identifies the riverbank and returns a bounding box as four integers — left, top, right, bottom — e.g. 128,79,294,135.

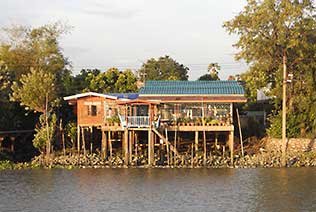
2,150,316,170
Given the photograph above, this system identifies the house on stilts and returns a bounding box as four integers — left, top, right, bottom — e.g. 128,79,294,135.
64,80,246,166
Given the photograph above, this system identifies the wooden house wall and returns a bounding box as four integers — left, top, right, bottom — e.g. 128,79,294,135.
77,96,117,126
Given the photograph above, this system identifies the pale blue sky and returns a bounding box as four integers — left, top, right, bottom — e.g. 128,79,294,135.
1,0,248,80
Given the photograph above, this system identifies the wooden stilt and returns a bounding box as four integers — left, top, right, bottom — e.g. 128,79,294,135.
90,127,93,154
195,131,199,158
165,128,170,166
215,133,219,149
166,141,170,166
201,100,207,166
174,128,177,165
9,137,15,152
77,125,80,154
236,108,244,157
123,129,129,165
148,129,154,166
135,132,138,158
81,127,86,156
228,131,234,164
101,130,107,159
129,131,132,164
191,143,194,168
108,131,112,160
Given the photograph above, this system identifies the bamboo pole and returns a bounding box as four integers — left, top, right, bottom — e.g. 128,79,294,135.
236,108,244,157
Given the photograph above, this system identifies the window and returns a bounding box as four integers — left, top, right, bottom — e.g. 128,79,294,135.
87,105,97,116
91,105,97,116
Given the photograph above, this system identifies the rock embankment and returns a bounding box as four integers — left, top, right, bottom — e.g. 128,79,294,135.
2,151,315,170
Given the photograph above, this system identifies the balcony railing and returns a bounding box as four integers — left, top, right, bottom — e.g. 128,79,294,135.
118,115,150,128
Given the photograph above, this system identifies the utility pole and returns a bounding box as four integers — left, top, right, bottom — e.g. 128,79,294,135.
281,54,287,167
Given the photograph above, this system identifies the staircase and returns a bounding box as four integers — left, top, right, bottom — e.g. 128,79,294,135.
152,128,180,156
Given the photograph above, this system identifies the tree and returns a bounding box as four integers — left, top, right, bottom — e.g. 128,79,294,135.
0,23,71,132
224,0,316,137
198,74,219,81
75,67,138,93
11,69,57,156
11,69,56,113
114,69,138,93
138,55,189,81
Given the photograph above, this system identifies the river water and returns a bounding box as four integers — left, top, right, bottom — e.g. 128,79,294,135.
0,168,315,212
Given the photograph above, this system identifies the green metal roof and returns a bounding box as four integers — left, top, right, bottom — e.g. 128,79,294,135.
139,80,245,95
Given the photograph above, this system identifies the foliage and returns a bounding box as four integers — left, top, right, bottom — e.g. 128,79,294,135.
73,68,138,93
11,68,56,113
33,113,57,153
65,121,77,146
138,55,189,81
207,63,220,80
198,74,219,81
105,116,120,124
198,62,220,80
0,22,70,131
224,0,316,137
0,160,13,170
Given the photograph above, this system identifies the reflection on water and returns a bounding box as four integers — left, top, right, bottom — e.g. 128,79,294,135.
0,168,315,212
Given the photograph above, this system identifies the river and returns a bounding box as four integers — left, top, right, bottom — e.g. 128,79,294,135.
0,168,315,212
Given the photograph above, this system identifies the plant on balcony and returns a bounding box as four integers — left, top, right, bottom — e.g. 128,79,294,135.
105,116,120,125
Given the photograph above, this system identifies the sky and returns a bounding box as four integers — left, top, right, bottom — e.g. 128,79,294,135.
0,0,248,80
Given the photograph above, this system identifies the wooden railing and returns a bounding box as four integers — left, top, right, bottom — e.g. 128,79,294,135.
127,116,150,127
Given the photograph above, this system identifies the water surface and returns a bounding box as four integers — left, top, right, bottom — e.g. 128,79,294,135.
0,168,315,212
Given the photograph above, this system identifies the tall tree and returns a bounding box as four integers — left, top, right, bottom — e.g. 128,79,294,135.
75,68,138,93
11,69,57,156
0,22,71,131
224,0,316,137
138,55,189,81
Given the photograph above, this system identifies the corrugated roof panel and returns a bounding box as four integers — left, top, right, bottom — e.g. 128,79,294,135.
139,80,245,95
